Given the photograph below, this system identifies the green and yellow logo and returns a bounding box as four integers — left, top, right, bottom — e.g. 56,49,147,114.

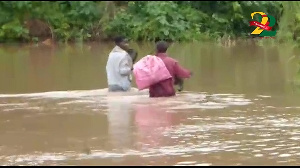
249,12,276,38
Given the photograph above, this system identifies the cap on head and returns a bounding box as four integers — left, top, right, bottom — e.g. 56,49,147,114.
156,41,169,53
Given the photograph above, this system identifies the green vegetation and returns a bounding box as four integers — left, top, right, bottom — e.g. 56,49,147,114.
0,1,293,43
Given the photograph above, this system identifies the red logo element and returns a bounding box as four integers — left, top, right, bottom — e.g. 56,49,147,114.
249,21,272,31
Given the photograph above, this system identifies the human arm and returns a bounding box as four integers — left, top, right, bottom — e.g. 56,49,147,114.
119,55,132,76
174,62,192,79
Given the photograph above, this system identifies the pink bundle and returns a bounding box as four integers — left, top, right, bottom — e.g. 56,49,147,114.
133,55,172,90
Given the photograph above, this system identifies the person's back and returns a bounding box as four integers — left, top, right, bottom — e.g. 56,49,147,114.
149,41,191,97
106,36,133,92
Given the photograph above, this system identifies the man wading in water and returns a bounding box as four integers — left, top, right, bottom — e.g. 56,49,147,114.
106,36,135,92
149,41,192,97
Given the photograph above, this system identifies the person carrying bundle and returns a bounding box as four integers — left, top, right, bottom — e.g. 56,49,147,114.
133,41,192,97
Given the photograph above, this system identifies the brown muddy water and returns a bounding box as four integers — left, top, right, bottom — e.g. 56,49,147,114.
0,42,300,165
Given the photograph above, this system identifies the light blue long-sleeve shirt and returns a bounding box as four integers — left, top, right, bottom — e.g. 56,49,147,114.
106,46,133,91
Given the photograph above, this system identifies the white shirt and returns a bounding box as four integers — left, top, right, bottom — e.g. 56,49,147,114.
106,46,133,91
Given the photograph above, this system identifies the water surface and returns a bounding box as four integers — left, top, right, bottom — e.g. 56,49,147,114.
0,42,300,165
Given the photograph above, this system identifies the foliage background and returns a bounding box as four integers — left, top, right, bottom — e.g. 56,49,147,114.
0,1,294,43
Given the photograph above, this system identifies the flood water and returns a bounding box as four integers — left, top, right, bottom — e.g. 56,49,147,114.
1,42,300,165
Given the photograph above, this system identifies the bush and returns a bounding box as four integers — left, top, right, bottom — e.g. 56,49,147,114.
103,1,209,42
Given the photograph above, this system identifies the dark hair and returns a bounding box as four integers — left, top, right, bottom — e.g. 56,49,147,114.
114,36,126,44
156,41,169,53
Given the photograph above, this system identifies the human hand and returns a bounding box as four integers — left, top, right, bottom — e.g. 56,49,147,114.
178,85,183,92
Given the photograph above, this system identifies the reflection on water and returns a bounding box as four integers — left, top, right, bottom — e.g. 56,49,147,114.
107,95,134,150
1,42,300,165
134,103,181,149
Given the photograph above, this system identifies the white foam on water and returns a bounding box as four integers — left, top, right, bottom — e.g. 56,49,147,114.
257,95,271,98
58,100,98,105
176,161,197,165
1,153,69,165
226,101,253,106
254,154,263,157
289,137,300,140
194,163,212,166
0,89,256,117
3,107,42,112
0,103,28,107
170,103,227,110
262,147,278,151
0,89,109,99
211,93,244,97
0,88,148,99
278,154,292,157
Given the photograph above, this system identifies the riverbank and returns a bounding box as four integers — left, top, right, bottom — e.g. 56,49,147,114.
0,1,286,44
